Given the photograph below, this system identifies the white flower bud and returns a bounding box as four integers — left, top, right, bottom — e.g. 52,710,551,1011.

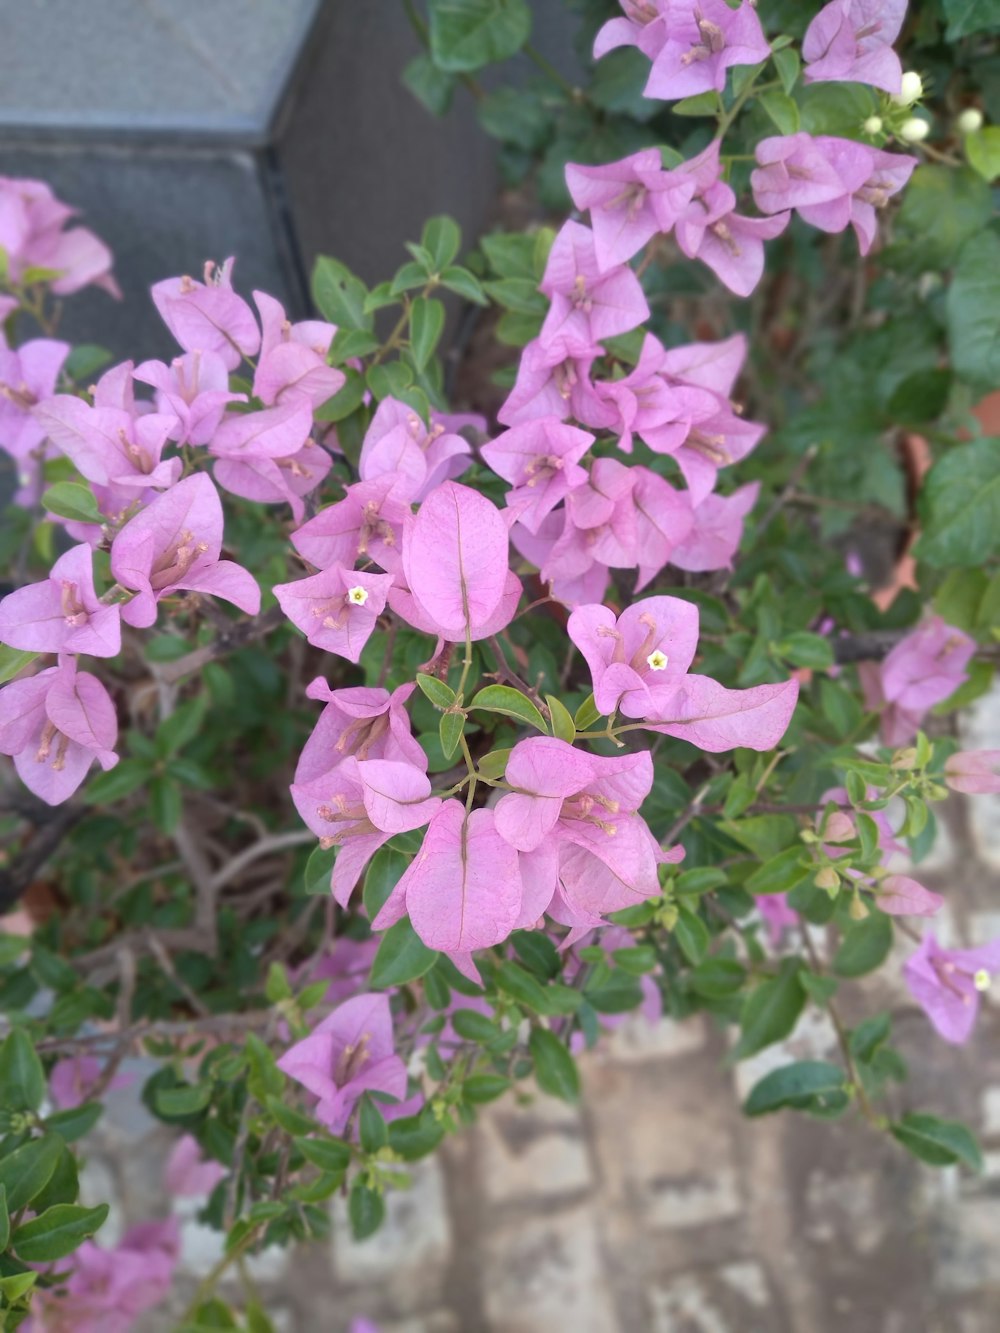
863,115,884,135
893,71,924,106
957,107,984,135
899,117,930,144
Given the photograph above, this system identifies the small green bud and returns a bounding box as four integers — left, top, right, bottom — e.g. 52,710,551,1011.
815,866,840,892
848,890,869,921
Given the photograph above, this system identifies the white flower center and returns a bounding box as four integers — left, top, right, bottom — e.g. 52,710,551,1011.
974,969,992,993
347,586,369,606
647,649,669,672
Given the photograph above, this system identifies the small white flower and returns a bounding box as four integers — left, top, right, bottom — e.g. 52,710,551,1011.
974,969,992,993
957,107,984,135
899,117,930,144
347,585,369,606
646,649,669,672
893,71,923,106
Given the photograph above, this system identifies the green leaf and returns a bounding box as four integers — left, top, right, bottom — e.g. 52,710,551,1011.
0,1031,45,1112
370,919,438,989
674,907,710,965
690,958,746,998
13,1203,109,1262
966,127,1000,181
891,1112,983,1170
0,1271,36,1302
673,92,718,116
349,1180,385,1240
402,52,456,115
774,631,834,670
833,912,893,978
545,694,575,743
312,256,371,332
303,843,336,897
886,166,992,272
478,86,550,150
947,232,1000,394
0,646,39,685
476,747,511,780
410,296,446,372
417,672,457,709
388,1108,446,1159
314,369,367,422
149,775,182,834
428,0,532,72
733,960,806,1060
440,265,488,305
359,1096,389,1153
529,1028,580,1102
496,960,550,1013
676,867,728,896
943,0,999,39
0,1186,9,1251
759,88,800,134
745,847,811,897
41,481,102,525
296,1135,351,1174
82,759,151,804
744,1061,847,1116
451,1009,500,1043
463,1073,511,1103
43,1101,102,1143
155,1084,212,1117
64,344,112,380
574,693,602,729
363,847,410,919
423,217,460,273
468,684,547,733
772,46,800,94
439,709,466,760
0,1137,62,1213
156,694,207,756
917,439,1000,567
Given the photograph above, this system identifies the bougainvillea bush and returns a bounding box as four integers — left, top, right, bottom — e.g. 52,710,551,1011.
1,0,999,1325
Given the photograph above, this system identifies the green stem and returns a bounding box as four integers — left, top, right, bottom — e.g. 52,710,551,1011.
523,43,578,98
180,1224,263,1321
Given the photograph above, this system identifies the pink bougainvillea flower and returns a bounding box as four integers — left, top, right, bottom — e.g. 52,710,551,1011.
133,350,245,447
669,143,789,297
34,385,181,491
641,387,765,505
630,466,694,591
163,1134,226,1198
565,149,694,270
0,176,119,297
758,892,799,948
374,802,524,953
290,474,411,574
659,331,747,396
859,617,974,745
393,481,521,643
643,674,799,752
277,993,409,1137
291,757,440,906
482,417,594,534
151,258,260,370
494,738,675,923
252,289,345,408
568,594,701,717
877,874,944,918
510,507,612,608
669,481,760,572
208,397,327,523
593,0,673,61
803,0,906,94
751,133,875,221
944,750,1000,796
645,0,771,101
359,397,471,503
23,1219,178,1333
538,221,650,354
109,472,261,628
497,336,604,428
0,338,69,464
903,932,1000,1045
797,147,917,256
274,565,394,662
560,456,639,573
0,660,118,805
48,1055,132,1109
0,543,121,657
295,680,425,784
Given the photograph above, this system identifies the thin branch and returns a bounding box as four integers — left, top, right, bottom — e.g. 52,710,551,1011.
157,607,285,686
208,830,314,893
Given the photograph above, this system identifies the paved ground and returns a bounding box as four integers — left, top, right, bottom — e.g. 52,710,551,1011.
91,691,1000,1332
